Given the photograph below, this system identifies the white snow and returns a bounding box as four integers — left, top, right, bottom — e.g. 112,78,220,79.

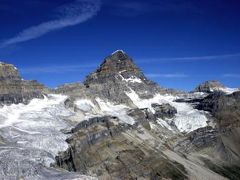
123,76,142,83
157,118,173,131
75,99,96,112
0,94,73,166
74,98,136,125
221,87,239,94
125,88,208,133
118,73,142,83
210,87,239,94
111,49,125,55
95,98,135,125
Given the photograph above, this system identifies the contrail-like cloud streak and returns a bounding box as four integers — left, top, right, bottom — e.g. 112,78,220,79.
1,0,101,48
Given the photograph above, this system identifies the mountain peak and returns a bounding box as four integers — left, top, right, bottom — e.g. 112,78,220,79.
84,50,146,85
109,49,129,62
0,61,46,105
0,62,20,80
111,49,125,55
194,80,225,93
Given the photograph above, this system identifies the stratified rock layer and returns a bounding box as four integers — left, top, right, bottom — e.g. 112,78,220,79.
0,62,45,105
55,116,187,179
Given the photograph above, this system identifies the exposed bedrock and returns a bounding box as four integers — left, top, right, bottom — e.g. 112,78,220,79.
0,62,46,105
55,116,187,179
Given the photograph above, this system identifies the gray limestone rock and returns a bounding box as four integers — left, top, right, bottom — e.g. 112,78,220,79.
0,62,46,105
151,103,177,119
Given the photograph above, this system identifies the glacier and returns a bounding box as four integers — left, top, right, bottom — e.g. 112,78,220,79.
125,88,208,132
0,94,94,179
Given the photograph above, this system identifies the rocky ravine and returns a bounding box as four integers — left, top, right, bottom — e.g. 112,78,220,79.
0,50,240,180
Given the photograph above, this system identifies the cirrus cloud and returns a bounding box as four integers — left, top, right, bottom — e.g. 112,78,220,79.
0,0,101,48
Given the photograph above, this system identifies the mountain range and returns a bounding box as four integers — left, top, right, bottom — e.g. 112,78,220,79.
0,50,240,180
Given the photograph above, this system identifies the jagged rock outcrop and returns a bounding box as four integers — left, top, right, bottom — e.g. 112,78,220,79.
54,51,183,108
0,62,46,105
194,80,225,93
151,103,177,119
175,126,218,153
55,116,187,179
192,91,240,163
82,50,179,105
127,108,154,130
84,50,146,85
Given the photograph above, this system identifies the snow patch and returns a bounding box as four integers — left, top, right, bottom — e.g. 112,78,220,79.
75,99,96,112
123,76,142,83
210,87,239,94
157,119,173,131
95,98,135,125
125,88,208,133
221,87,239,94
111,49,125,55
118,73,142,83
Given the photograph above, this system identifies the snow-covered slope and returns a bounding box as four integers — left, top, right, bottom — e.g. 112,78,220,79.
211,87,239,94
0,94,93,179
125,88,208,132
73,87,209,133
75,98,135,125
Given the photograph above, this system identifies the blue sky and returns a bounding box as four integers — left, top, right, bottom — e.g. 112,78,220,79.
0,0,240,91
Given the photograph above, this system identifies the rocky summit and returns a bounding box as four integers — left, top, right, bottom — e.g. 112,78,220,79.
194,80,239,94
0,62,46,105
0,51,240,180
84,50,147,85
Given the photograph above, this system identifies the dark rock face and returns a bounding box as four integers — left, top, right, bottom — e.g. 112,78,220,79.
151,103,177,119
194,80,225,93
0,62,46,105
84,50,146,85
194,91,240,163
127,108,155,130
175,126,218,153
55,116,187,179
54,51,183,108
80,50,180,105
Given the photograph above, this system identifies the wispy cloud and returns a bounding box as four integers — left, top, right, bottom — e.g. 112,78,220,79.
0,0,101,48
20,63,98,74
223,74,240,78
146,73,188,78
137,53,240,63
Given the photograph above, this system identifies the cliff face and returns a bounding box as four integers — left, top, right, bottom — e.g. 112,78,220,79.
84,50,146,85
55,116,187,179
0,62,46,105
194,80,225,93
195,91,240,162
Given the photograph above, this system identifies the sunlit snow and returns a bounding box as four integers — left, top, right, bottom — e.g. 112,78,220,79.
0,94,73,166
74,98,136,125
95,98,135,125
118,73,142,83
209,86,239,94
125,88,208,133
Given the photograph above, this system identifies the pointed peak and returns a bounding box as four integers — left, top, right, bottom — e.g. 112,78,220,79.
84,51,146,85
111,49,125,55
194,80,225,93
108,49,129,62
